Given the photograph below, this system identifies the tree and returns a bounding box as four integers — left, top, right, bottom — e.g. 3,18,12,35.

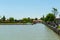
27,17,31,22
22,17,32,23
40,15,45,21
9,17,14,22
45,13,55,22
52,8,58,17
1,16,6,21
35,18,38,20
22,18,28,23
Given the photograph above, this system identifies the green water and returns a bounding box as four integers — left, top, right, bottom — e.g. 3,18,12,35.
0,23,60,40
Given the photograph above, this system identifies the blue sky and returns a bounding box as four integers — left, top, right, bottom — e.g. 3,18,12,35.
0,0,60,19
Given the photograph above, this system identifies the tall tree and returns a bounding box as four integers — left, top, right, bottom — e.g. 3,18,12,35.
52,8,58,17
2,16,6,21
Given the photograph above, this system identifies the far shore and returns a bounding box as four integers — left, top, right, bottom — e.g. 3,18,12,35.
0,23,34,25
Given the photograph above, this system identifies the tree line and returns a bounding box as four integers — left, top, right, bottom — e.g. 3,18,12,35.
0,16,39,23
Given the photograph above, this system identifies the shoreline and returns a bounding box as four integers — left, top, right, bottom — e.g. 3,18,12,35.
0,23,34,25
43,22,60,35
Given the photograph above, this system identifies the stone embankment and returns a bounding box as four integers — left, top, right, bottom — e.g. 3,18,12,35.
43,22,60,35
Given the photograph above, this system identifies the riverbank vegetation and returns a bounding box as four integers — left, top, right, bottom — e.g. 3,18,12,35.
41,8,57,22
0,16,42,24
0,17,33,23
41,8,60,35
41,8,58,26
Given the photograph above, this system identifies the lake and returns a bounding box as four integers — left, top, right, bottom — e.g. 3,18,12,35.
0,23,60,40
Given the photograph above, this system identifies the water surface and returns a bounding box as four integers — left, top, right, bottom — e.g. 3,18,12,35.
0,23,60,40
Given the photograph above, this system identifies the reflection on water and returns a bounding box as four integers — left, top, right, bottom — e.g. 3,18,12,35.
0,23,60,40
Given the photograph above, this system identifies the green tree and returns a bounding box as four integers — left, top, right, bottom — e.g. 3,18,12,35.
30,19,34,23
22,18,28,23
22,17,32,23
40,15,45,21
35,18,38,20
1,16,6,21
9,17,14,22
45,13,55,22
27,17,31,22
